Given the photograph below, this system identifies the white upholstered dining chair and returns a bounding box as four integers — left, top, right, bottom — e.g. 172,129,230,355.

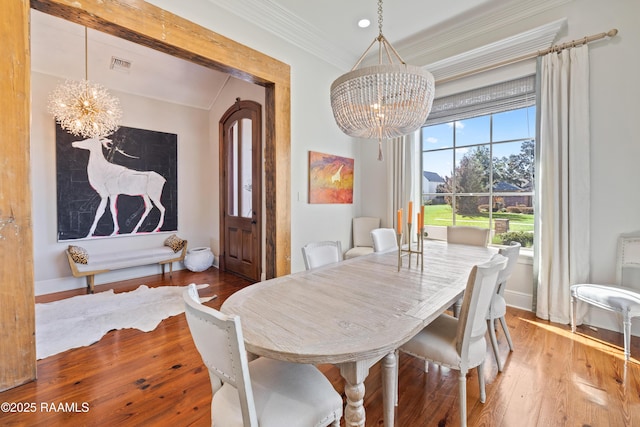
486,242,521,372
344,216,380,259
571,231,640,361
370,228,399,253
183,284,343,427
447,225,490,247
301,241,343,270
398,254,507,427
447,226,491,317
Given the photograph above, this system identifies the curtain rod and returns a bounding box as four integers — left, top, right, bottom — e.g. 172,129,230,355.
436,28,619,85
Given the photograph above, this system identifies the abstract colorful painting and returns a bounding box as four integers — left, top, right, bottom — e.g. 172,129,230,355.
308,151,354,204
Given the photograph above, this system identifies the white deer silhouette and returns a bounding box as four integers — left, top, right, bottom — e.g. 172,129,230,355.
331,164,344,183
72,137,166,237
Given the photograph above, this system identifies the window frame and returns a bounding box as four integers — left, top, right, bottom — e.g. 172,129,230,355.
420,105,536,247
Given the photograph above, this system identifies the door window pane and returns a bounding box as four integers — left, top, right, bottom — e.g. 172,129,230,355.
240,118,253,218
228,120,239,217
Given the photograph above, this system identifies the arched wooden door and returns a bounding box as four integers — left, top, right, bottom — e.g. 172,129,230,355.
219,99,262,281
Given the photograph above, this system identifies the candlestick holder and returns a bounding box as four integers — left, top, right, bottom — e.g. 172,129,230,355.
397,222,424,271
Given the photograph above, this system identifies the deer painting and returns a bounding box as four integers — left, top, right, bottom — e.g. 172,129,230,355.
72,137,166,237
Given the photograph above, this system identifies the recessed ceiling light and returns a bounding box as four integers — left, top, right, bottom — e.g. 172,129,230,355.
358,19,370,28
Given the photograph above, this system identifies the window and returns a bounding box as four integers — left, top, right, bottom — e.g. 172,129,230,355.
420,76,536,247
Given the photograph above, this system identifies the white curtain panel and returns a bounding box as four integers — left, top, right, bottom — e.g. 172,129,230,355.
534,45,591,324
386,131,420,243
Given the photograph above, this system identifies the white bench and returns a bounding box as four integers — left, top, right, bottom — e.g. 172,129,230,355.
570,231,640,360
66,242,187,294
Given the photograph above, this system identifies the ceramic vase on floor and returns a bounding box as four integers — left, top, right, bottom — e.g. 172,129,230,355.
184,247,214,272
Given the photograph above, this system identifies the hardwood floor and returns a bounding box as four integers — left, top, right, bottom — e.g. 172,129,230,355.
3,269,639,426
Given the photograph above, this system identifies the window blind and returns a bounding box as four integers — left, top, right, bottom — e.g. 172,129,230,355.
425,75,536,126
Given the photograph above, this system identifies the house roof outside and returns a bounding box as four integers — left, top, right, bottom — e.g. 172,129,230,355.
493,181,522,191
423,171,445,183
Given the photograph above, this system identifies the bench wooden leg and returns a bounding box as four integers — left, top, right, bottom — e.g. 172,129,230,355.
86,275,95,294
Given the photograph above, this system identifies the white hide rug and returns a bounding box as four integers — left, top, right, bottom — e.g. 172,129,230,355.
36,284,215,359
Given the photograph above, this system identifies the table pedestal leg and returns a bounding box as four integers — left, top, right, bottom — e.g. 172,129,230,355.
344,380,365,426
338,355,396,427
382,352,397,426
339,361,370,427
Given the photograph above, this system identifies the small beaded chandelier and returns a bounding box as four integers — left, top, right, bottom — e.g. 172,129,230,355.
48,27,122,139
330,0,435,160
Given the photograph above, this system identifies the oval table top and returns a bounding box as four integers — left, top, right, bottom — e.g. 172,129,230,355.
222,240,495,365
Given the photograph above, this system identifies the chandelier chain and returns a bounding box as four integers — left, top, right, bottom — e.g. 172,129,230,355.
377,0,383,37
84,27,89,81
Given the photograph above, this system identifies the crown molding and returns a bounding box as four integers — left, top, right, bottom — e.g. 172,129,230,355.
205,0,354,70
425,18,567,83
205,0,573,72
396,0,573,66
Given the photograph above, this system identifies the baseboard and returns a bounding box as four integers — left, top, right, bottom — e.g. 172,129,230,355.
35,276,86,296
504,289,533,312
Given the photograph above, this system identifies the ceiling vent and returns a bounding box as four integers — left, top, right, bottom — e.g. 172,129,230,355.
110,56,132,73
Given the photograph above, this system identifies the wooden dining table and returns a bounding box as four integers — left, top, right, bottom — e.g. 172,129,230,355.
221,239,495,427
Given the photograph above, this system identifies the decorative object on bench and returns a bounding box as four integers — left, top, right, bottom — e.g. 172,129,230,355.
68,245,89,264
36,283,214,359
65,236,187,294
164,234,186,252
345,216,380,259
571,231,640,361
184,247,215,272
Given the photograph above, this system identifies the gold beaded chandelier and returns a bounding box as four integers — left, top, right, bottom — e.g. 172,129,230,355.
330,0,435,160
48,27,122,139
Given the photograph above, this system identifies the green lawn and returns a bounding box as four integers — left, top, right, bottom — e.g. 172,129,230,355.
423,204,534,232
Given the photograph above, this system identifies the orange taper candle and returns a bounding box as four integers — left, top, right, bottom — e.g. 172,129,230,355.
408,201,413,224
397,209,402,234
